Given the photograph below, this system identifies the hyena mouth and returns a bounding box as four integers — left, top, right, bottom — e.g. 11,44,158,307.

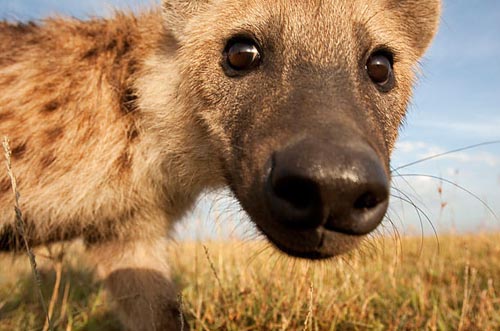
249,138,390,259
256,221,364,260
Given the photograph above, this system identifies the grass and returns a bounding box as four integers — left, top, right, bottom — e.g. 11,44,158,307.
0,233,499,331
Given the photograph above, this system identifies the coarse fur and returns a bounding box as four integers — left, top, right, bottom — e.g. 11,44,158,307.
0,0,441,330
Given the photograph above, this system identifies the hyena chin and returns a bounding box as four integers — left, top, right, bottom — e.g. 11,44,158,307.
0,0,441,329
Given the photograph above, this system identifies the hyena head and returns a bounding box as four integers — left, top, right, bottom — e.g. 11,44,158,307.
161,0,440,259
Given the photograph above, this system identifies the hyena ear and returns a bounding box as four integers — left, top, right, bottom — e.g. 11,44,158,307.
388,0,441,56
162,0,209,41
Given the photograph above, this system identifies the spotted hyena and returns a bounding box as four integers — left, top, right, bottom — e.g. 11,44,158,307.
0,0,441,329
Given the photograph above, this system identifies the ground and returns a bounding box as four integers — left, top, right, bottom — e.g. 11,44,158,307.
0,234,499,331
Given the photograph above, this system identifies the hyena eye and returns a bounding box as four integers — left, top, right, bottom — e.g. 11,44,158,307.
224,38,261,72
366,51,394,89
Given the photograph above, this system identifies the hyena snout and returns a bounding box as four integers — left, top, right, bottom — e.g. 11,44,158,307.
265,139,389,236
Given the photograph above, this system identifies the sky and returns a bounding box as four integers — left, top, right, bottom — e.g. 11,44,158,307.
1,0,499,238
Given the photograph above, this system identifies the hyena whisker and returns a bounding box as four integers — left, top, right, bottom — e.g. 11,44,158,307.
390,188,427,255
360,231,384,260
366,219,396,257
253,243,278,269
386,205,410,231
392,140,500,172
390,190,436,237
391,167,429,207
385,210,404,244
383,213,403,252
390,141,500,232
391,185,431,229
385,207,418,257
390,193,440,254
213,202,252,240
391,187,424,236
394,173,499,221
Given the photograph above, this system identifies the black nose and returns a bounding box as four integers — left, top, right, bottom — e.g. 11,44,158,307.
265,140,389,235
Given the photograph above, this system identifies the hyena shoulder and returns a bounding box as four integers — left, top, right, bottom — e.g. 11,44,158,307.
0,11,188,248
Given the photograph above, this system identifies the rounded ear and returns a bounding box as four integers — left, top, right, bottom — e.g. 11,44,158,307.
387,0,441,56
162,0,209,41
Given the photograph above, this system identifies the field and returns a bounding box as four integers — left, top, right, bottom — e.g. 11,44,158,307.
0,234,499,331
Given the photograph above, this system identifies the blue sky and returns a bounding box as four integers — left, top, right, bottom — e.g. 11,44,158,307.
1,0,499,237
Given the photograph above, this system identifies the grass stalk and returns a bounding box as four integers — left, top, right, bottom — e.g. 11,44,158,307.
3,136,53,331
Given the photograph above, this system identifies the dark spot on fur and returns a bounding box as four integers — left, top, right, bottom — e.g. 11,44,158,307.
0,177,11,193
118,39,131,57
106,39,118,51
0,208,79,252
45,127,64,141
127,60,138,76
33,82,57,97
84,29,98,39
40,153,57,168
83,34,132,61
0,224,19,251
112,36,132,58
1,75,16,85
83,220,119,245
117,150,132,171
111,37,133,67
42,100,60,113
7,21,37,34
82,47,99,60
11,143,27,160
0,111,13,121
121,87,138,114
44,223,79,246
127,124,139,142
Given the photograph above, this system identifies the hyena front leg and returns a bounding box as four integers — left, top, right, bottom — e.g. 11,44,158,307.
87,237,186,331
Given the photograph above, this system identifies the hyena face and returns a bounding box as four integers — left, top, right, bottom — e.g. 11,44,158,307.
164,0,440,259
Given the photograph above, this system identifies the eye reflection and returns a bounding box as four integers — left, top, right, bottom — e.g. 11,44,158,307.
226,40,261,71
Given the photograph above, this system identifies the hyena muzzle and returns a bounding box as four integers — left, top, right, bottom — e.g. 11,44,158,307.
0,0,441,329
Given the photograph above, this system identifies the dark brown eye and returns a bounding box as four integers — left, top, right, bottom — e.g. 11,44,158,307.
226,40,261,71
366,52,393,87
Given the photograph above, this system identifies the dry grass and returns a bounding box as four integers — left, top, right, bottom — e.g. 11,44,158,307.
0,233,499,331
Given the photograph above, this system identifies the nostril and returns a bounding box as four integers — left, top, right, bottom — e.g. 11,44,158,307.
267,163,325,230
354,191,382,210
325,183,389,235
273,176,319,211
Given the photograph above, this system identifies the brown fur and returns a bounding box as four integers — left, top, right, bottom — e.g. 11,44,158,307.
0,1,440,329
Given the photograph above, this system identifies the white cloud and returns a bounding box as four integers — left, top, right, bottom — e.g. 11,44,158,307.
394,141,429,153
413,118,500,140
441,151,500,167
395,141,500,168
